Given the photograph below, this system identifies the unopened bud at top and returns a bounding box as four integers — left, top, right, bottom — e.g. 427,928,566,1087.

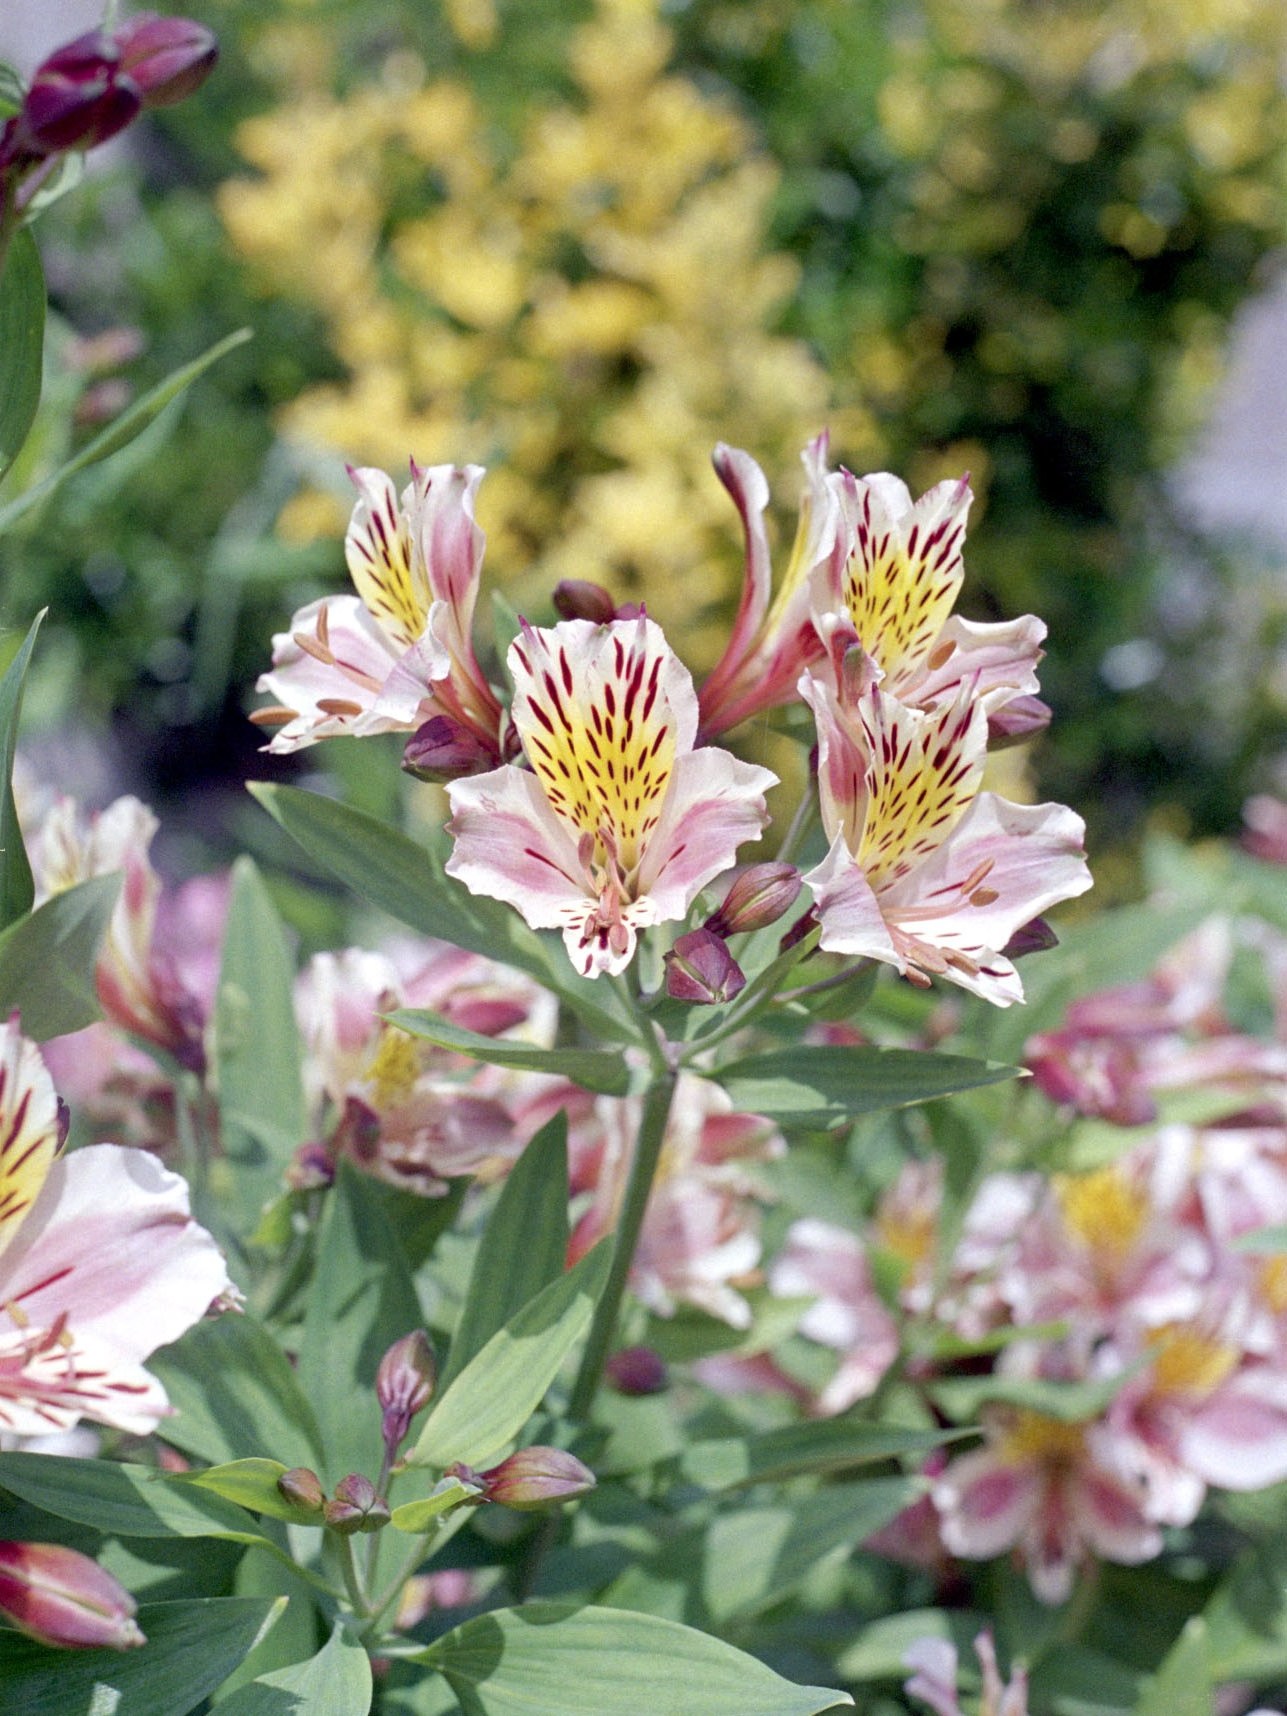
323,1473,390,1535
0,1541,145,1650
377,1329,436,1458
403,714,497,782
664,928,745,1005
604,1345,668,1396
17,32,140,157
474,1447,596,1511
114,14,218,108
987,694,1051,749
552,580,618,625
705,862,802,937
277,1467,326,1514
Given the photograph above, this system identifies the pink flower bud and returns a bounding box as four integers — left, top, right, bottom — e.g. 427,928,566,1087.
476,1447,596,1510
324,1474,390,1535
403,714,497,782
604,1345,668,1396
376,1330,436,1458
277,1467,326,1514
706,862,802,937
552,580,618,624
987,694,1051,748
113,14,219,108
0,1541,145,1650
1002,916,1059,959
664,928,746,1004
286,1141,337,1191
17,33,141,156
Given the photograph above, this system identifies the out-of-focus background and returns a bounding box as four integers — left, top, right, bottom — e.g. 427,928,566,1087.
2,0,1284,882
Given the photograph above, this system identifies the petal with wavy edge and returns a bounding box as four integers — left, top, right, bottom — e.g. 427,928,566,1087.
637,747,775,917
445,764,587,930
0,1325,173,1437
804,833,902,968
934,1446,1041,1561
908,613,1046,711
256,596,410,752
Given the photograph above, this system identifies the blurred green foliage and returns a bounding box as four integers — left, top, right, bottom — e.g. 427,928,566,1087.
1,0,1283,855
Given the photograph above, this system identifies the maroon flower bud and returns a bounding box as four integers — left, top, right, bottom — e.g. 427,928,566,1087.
1002,916,1059,959
324,1474,390,1535
779,904,820,953
476,1447,596,1510
987,694,1052,748
403,714,497,782
552,579,617,624
705,862,802,937
114,14,219,108
286,1141,337,1191
376,1330,436,1458
664,928,745,1004
277,1467,326,1514
18,33,141,156
0,1542,145,1650
604,1345,668,1396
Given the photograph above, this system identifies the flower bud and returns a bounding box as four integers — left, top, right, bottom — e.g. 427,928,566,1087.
476,1447,596,1510
286,1141,337,1191
604,1345,668,1396
664,928,745,1004
17,33,141,156
706,862,802,937
113,14,219,108
987,694,1051,748
324,1473,391,1535
0,1541,145,1650
779,905,820,953
376,1329,436,1458
552,579,618,624
1002,916,1059,960
277,1467,326,1514
403,714,497,782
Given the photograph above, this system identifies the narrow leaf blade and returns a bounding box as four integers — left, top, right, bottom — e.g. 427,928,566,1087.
0,872,121,1038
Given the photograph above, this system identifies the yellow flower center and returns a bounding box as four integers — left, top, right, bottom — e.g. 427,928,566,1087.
1055,1164,1148,1260
1260,1255,1287,1315
346,484,430,650
1147,1325,1238,1399
365,1026,423,1110
1000,1409,1086,1467
842,490,964,686
855,692,984,888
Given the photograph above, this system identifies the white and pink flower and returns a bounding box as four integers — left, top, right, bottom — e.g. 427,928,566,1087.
256,461,503,759
0,1019,231,1437
801,676,1091,1004
446,615,777,978
768,1217,900,1412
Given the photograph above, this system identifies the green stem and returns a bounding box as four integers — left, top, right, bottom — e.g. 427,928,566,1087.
568,1068,678,1420
331,1534,369,1619
774,784,818,867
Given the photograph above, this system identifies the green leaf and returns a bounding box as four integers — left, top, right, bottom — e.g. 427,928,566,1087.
1232,1224,1287,1253
299,1160,425,1484
417,1603,853,1715
214,1622,374,1716
0,1595,284,1716
0,230,45,485
1134,1619,1210,1716
390,1009,630,1096
0,327,253,534
181,1459,322,1526
607,1477,918,1625
390,1474,481,1533
442,1112,570,1388
411,1241,612,1470
1203,1538,1287,1681
0,1452,277,1546
0,872,121,1038
215,857,306,1229
716,1044,1019,1128
675,1420,965,1491
150,1310,327,1471
928,1366,1136,1424
0,610,43,927
248,783,632,1042
0,62,24,116
837,1608,989,1680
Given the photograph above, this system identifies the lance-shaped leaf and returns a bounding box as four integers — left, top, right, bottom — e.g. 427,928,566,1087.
0,1595,284,1716
442,1112,570,1388
716,1043,1019,1128
0,872,121,1037
929,1365,1138,1424
249,782,632,1043
0,230,45,485
0,610,43,928
0,328,253,534
675,1419,967,1491
1203,1538,1287,1682
1134,1619,1211,1716
179,1459,325,1526
0,1452,276,1545
416,1603,853,1716
390,1009,630,1096
215,857,306,1230
411,1242,611,1470
213,1621,373,1716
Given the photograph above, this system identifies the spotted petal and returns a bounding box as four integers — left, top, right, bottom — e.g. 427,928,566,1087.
0,1024,62,1261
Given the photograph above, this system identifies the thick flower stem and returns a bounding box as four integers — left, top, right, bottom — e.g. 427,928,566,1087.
567,1068,678,1422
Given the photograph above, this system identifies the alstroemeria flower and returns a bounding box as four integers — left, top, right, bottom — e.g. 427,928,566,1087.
812,469,1044,716
255,461,503,757
801,676,1091,1004
447,615,777,977
768,1218,900,1412
695,436,842,738
0,1020,231,1437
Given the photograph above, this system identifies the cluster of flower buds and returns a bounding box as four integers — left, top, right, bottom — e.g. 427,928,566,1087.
0,14,216,217
277,1466,393,1535
0,1541,144,1651
664,862,802,1004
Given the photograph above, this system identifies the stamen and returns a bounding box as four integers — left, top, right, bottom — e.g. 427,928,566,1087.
248,705,298,726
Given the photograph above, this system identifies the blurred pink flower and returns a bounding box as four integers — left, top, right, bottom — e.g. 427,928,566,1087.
768,1218,899,1412
1243,793,1287,865
904,1631,1028,1716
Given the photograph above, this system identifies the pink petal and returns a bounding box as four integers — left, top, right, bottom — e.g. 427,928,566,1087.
256,596,408,752
934,1448,1040,1561
637,747,776,918
445,764,587,931
803,833,901,968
